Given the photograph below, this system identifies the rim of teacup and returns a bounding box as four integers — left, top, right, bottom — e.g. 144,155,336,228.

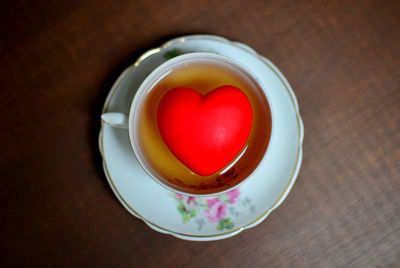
128,52,274,197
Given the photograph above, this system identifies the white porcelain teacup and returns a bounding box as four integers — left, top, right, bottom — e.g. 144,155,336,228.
102,52,273,196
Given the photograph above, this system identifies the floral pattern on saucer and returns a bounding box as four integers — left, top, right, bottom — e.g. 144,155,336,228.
171,188,256,231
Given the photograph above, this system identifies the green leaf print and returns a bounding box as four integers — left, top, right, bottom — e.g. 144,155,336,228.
164,49,182,60
216,218,234,231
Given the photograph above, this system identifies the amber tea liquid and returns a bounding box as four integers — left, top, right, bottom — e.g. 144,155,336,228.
134,57,272,194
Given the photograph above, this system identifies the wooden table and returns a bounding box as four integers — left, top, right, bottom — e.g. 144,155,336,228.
1,0,399,267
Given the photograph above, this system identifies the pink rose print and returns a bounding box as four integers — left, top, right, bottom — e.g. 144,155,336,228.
225,188,240,204
187,196,196,205
175,193,184,200
206,197,220,207
175,193,196,204
172,187,245,231
202,198,227,223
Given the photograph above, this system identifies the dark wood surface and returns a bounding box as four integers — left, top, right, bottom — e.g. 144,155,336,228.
1,0,399,267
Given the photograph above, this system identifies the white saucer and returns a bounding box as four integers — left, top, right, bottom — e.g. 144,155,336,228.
99,35,304,241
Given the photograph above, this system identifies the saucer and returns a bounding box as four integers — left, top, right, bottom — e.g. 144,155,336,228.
98,35,304,241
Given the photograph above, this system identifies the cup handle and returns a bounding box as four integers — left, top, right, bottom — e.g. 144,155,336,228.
101,112,129,129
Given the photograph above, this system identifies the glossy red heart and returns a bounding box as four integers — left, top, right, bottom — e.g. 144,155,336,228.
157,86,253,176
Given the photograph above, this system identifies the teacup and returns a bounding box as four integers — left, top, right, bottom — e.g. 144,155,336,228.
101,52,272,196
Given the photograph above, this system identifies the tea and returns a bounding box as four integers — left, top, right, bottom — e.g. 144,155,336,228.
134,57,271,194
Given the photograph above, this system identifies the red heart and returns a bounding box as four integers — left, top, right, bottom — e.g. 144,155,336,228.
157,86,253,176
